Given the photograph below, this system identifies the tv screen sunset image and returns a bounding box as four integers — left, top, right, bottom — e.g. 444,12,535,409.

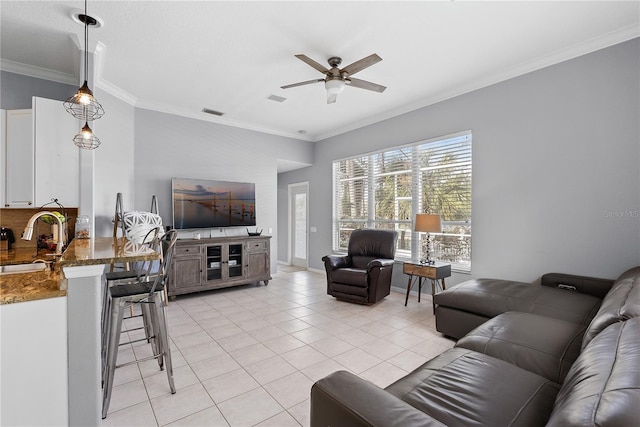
172,178,256,229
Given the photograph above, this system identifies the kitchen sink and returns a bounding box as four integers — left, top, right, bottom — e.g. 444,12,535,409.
0,262,48,275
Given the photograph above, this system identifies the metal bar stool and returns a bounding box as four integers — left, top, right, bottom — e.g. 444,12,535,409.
102,230,178,419
101,227,162,377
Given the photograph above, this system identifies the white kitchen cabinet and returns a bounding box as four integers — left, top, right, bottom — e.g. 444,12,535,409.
2,109,35,207
33,97,79,207
1,97,80,208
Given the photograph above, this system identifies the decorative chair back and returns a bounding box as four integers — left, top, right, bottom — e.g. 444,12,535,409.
123,211,164,244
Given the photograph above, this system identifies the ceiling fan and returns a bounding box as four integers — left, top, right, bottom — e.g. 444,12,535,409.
281,54,386,104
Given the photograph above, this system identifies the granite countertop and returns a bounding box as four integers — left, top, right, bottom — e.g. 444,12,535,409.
59,237,160,267
0,269,65,304
0,247,56,265
0,237,161,305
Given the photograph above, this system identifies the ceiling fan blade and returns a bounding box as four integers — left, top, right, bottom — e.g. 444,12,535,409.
281,78,324,89
295,54,329,74
327,93,338,104
341,53,382,76
346,77,387,93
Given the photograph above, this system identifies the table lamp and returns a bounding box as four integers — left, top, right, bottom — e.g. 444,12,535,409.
414,214,442,265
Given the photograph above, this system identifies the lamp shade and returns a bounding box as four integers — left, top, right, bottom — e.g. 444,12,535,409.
73,122,101,150
63,81,105,121
414,214,442,233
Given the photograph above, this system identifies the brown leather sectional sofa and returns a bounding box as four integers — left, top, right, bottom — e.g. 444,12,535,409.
434,272,614,339
310,266,640,426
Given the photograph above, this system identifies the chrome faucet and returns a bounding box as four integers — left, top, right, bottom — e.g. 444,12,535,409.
22,211,65,255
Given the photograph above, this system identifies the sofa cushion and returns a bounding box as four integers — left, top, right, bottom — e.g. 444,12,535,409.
434,278,601,325
546,317,640,427
455,311,585,383
435,306,493,339
541,272,614,299
330,268,368,287
385,348,560,427
311,370,447,427
330,283,368,299
581,266,640,350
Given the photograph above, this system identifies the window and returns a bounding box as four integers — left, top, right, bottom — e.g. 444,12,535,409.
332,131,472,272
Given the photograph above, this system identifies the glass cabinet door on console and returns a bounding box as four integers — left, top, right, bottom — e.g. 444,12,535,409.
228,244,243,279
204,242,245,283
206,245,223,281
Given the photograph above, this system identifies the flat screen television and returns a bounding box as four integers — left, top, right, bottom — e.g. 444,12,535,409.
172,178,256,229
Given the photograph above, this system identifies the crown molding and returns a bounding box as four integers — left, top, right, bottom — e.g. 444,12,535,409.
134,99,312,142
114,22,634,143
3,25,636,143
94,79,138,106
0,59,77,86
92,41,139,106
0,55,308,141
315,26,640,141
85,41,308,141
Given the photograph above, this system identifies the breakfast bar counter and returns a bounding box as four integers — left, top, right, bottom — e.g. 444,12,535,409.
0,237,162,426
0,247,65,304
61,237,162,426
0,269,63,304
0,237,160,305
59,236,160,267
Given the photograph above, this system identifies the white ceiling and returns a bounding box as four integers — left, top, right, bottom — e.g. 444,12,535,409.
1,1,639,143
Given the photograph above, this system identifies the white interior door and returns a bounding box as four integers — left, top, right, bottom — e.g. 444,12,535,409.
289,183,308,268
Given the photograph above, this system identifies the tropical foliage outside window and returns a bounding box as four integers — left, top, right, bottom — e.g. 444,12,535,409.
332,132,472,272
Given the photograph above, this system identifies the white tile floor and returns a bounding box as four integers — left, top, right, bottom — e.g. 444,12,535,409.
102,267,454,427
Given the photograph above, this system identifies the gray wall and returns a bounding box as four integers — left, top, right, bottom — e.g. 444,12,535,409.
133,108,314,273
0,71,76,109
278,39,640,286
93,88,136,237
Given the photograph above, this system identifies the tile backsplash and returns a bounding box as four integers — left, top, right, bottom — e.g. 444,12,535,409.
0,208,78,249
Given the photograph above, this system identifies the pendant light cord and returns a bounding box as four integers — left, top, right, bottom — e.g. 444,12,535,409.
84,0,88,83
63,0,105,131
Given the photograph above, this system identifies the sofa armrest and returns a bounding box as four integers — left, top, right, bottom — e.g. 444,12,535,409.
541,273,614,299
311,371,445,427
322,255,350,270
367,258,395,270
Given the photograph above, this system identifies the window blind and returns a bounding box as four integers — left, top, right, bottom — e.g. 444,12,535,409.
332,132,472,272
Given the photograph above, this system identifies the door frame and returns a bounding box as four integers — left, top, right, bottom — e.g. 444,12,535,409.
288,181,309,267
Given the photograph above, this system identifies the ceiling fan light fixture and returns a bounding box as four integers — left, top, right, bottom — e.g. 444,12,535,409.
282,54,385,104
325,79,346,95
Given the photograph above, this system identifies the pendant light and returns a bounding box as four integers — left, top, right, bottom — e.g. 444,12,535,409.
73,122,101,150
63,0,105,122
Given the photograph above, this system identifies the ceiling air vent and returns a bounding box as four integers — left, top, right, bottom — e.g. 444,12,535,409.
267,95,286,103
202,108,224,116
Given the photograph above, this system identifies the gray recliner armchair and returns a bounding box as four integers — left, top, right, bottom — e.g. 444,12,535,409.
322,229,398,305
